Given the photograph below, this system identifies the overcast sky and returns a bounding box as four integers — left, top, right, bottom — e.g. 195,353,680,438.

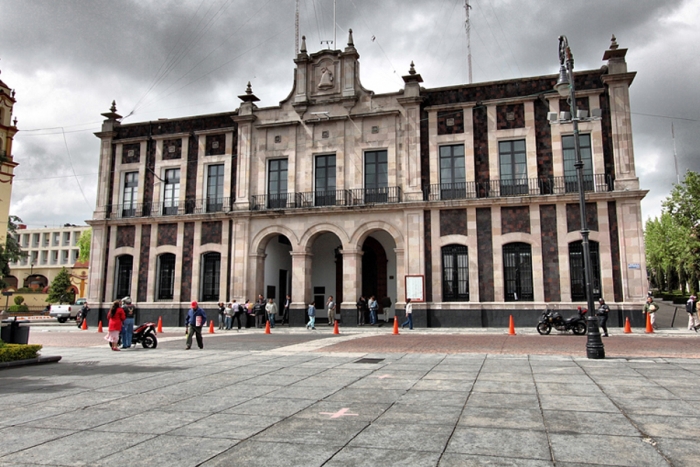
1,0,698,228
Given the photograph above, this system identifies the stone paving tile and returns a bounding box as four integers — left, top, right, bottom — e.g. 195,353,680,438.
543,410,640,437
273,384,343,401
438,453,554,466
655,437,700,466
539,394,620,413
465,392,539,408
92,409,209,435
326,446,442,466
19,408,128,430
349,422,454,452
423,370,480,381
458,407,544,431
325,388,407,404
396,390,469,407
223,397,317,418
535,382,602,397
0,430,155,465
375,403,462,426
200,439,339,467
292,401,389,422
93,434,239,467
0,404,73,427
445,426,551,460
471,380,537,394
0,426,78,457
548,433,668,466
169,413,284,439
252,418,370,447
627,413,700,439
610,397,699,416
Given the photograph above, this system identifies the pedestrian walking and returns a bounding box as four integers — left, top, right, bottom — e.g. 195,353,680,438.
104,300,125,352
231,300,243,331
282,294,291,325
596,298,610,337
254,294,266,328
356,295,367,326
307,302,316,330
224,302,233,330
401,298,414,330
368,295,378,325
643,295,658,329
266,298,278,328
185,301,207,350
218,302,226,330
121,297,136,349
326,295,336,326
686,295,700,331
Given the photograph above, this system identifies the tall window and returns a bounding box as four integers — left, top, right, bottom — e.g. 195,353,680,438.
315,154,336,206
562,134,593,192
115,255,133,299
499,140,528,196
365,150,388,203
201,252,221,302
157,253,176,300
268,159,288,209
163,168,180,215
206,164,224,212
439,145,466,200
122,172,138,217
503,242,533,301
569,240,601,301
442,245,469,301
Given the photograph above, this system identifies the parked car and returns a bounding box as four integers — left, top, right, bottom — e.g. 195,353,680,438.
48,304,78,323
75,297,87,307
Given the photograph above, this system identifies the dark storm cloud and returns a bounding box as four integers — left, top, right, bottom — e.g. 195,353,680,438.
0,0,698,227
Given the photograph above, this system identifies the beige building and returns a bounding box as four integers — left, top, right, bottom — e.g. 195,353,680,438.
88,33,646,328
0,72,19,244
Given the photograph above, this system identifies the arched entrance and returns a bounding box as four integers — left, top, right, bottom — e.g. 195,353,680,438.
310,232,343,324
263,234,293,305
361,231,397,321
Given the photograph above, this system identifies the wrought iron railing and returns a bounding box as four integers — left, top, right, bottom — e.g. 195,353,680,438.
106,197,235,219
251,187,402,211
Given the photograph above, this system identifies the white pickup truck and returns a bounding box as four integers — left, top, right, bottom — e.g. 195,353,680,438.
48,304,78,323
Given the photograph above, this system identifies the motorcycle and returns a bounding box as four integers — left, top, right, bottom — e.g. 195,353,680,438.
537,307,587,335
113,322,158,349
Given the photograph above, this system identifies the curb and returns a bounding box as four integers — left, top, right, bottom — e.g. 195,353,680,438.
0,355,62,370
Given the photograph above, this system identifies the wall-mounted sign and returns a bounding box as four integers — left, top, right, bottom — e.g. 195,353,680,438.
405,275,424,302
628,263,641,269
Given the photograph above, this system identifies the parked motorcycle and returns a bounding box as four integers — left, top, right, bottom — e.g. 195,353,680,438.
537,307,587,335
113,322,158,348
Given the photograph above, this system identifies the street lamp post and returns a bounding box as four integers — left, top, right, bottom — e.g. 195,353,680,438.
555,35,605,359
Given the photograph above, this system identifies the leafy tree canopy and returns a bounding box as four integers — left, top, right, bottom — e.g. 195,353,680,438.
46,267,75,304
0,216,27,288
77,228,91,262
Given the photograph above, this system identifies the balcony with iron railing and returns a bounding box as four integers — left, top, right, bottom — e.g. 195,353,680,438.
107,197,236,219
251,186,402,211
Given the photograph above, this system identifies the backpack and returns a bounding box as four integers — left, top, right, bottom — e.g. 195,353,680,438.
687,300,695,314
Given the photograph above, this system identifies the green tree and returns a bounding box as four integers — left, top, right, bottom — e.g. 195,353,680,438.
0,215,27,288
46,267,75,304
77,228,91,262
663,171,700,293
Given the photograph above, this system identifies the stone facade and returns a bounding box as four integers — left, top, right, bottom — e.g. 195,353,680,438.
87,34,647,328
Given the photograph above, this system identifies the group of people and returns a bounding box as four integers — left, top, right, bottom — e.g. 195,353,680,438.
213,295,292,332
104,297,137,351
354,295,380,326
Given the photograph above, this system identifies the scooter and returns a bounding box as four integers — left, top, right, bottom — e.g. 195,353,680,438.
114,322,158,348
537,307,587,335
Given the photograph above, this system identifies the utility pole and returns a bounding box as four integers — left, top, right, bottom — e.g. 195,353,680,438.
295,0,300,55
672,122,680,184
464,0,473,84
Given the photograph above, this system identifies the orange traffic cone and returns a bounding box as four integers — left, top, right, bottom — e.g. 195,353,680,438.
508,315,516,335
97,320,103,333
265,320,271,334
624,317,632,334
209,320,215,334
645,312,654,334
81,317,88,330
393,317,400,335
333,321,339,334
157,316,163,334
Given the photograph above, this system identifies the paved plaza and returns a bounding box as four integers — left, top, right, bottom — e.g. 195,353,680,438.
1,321,700,466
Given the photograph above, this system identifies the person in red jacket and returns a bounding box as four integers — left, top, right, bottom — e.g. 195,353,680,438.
104,300,126,351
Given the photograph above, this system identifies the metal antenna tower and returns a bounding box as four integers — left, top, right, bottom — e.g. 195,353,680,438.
464,0,473,84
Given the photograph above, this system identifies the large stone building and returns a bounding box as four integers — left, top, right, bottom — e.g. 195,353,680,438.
88,32,646,327
0,71,19,244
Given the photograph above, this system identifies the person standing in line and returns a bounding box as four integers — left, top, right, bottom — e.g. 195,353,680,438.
596,298,610,337
306,301,316,330
282,294,291,325
121,297,136,349
368,295,378,325
401,298,413,330
218,302,226,330
185,301,207,350
643,295,659,330
231,300,243,331
104,300,125,352
254,294,266,328
686,295,700,331
356,296,367,326
266,298,278,328
224,302,233,330
245,299,254,328
326,295,336,326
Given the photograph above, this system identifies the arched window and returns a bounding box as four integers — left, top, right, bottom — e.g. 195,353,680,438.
503,242,533,301
569,240,601,301
201,252,221,302
157,253,176,300
115,255,133,299
442,245,469,301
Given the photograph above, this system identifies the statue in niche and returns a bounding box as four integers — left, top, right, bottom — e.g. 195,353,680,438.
318,66,334,90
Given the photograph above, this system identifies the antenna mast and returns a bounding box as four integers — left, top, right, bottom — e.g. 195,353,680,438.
295,0,300,55
672,122,680,184
464,0,473,84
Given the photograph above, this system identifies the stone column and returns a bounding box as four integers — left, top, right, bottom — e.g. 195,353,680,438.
340,248,363,325
290,251,313,326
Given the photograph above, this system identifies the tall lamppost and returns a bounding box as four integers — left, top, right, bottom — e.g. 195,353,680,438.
554,35,605,359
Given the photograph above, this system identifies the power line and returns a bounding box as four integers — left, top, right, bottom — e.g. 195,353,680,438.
60,128,93,210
